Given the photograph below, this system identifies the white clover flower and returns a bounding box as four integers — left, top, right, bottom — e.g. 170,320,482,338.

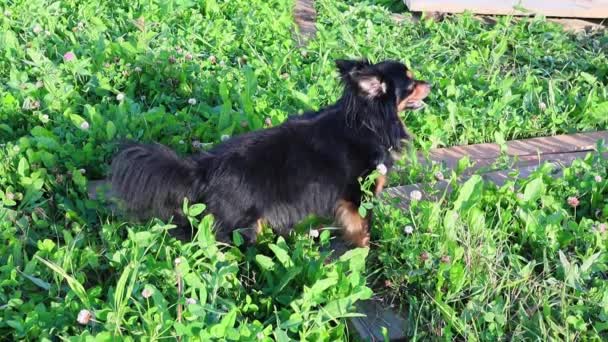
174,257,181,265
142,288,153,299
80,121,90,130
220,134,230,142
188,98,197,105
116,92,125,101
186,297,197,305
33,24,42,34
567,196,580,208
404,225,413,234
376,163,387,175
594,175,602,183
77,309,93,325
410,190,422,201
309,229,320,238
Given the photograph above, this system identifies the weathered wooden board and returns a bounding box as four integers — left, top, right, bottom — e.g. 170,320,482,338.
404,0,608,19
548,17,607,32
423,130,608,172
293,0,316,46
384,162,563,209
349,300,408,341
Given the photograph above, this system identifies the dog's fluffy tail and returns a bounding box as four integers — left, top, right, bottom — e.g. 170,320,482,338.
110,142,206,226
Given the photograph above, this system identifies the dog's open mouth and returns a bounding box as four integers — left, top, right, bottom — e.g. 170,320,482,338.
405,100,426,110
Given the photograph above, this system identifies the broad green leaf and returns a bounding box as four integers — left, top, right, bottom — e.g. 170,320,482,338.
255,255,275,271
453,175,483,212
17,157,29,177
273,328,292,342
188,203,206,217
338,247,368,273
269,243,293,268
580,72,597,84
17,270,51,290
523,177,545,202
106,121,117,140
580,252,601,274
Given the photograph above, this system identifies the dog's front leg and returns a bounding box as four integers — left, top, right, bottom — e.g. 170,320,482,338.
335,200,370,247
371,147,393,196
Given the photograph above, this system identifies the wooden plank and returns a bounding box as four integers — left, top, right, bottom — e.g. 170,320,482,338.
384,162,563,209
385,162,556,209
424,130,608,171
404,0,608,19
386,150,608,209
293,0,316,47
349,300,408,341
548,18,607,32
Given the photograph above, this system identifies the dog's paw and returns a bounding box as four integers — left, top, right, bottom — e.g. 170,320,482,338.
351,220,370,247
357,231,370,247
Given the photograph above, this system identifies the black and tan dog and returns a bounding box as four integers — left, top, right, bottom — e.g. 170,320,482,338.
110,59,430,247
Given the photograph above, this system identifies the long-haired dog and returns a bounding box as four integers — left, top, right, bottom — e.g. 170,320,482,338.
110,59,430,247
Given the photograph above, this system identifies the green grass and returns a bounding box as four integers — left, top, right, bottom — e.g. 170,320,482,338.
0,0,607,340
371,152,608,340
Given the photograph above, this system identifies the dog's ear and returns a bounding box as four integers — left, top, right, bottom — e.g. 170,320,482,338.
335,59,370,77
351,71,387,98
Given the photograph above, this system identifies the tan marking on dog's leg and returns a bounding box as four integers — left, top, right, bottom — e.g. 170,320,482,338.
243,218,265,244
375,174,387,195
335,200,370,247
256,218,265,235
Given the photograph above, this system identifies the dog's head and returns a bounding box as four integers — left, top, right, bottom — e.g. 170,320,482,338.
336,59,431,150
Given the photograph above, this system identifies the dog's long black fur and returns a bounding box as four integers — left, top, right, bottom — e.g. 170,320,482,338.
110,59,430,245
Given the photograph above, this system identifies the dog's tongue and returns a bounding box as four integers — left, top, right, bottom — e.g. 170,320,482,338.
408,100,426,110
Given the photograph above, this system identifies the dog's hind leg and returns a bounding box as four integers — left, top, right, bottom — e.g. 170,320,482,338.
335,200,370,247
240,218,266,245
